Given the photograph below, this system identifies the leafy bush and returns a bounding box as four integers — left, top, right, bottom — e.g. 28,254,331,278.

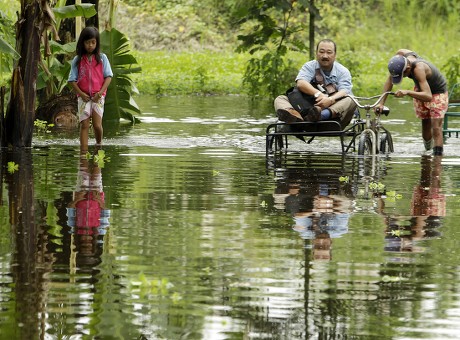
442,53,460,100
0,7,19,86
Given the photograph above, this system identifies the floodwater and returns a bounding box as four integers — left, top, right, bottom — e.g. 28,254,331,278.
1,95,460,339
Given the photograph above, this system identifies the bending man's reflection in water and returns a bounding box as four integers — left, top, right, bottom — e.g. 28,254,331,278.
410,155,445,223
66,152,110,269
274,173,354,261
383,155,444,254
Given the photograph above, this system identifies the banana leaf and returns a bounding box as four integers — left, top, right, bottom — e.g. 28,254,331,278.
37,41,75,92
100,28,141,123
0,37,20,58
52,4,96,19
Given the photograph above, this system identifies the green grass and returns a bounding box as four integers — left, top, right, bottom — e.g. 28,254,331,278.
131,49,386,97
132,47,459,99
129,0,460,99
132,50,249,96
129,49,374,98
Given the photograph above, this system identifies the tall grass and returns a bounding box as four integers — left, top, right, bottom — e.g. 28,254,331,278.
132,1,459,97
132,50,248,96
337,0,460,96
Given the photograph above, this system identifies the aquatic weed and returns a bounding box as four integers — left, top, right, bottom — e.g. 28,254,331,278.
34,119,54,134
7,161,18,174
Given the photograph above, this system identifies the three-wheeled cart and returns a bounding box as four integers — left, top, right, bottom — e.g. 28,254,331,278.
266,92,395,157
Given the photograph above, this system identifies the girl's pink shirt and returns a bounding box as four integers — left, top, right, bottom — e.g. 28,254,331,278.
77,55,106,97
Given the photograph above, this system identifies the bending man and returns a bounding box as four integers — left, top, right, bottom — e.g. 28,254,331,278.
379,49,448,156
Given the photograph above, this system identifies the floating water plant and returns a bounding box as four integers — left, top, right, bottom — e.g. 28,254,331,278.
385,190,403,202
94,149,110,168
339,176,349,183
390,229,411,237
368,181,385,191
34,119,54,134
85,150,111,168
129,273,182,303
7,162,19,174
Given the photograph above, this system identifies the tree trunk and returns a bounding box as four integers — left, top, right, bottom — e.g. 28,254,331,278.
35,92,78,128
309,0,315,60
84,0,99,28
0,86,5,147
5,0,43,147
7,150,50,338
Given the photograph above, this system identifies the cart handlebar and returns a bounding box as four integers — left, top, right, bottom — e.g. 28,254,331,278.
347,91,395,110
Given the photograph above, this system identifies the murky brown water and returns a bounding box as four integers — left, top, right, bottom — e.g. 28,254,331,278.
1,96,460,339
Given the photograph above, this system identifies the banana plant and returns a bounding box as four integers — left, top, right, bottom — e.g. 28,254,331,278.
37,2,96,98
52,2,96,23
37,1,141,123
0,37,20,61
0,11,19,87
0,36,19,88
100,28,141,123
36,40,75,95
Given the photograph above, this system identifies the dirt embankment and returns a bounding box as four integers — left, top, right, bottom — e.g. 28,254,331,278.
106,3,236,52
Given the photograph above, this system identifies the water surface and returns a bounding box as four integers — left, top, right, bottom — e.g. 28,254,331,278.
1,95,460,339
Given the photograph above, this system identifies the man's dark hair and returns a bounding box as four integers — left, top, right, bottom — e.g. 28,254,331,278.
316,39,337,53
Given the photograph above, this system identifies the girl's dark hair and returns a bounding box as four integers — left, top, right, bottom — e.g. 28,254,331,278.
75,26,101,65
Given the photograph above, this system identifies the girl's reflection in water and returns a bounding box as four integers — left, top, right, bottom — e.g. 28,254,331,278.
66,151,110,269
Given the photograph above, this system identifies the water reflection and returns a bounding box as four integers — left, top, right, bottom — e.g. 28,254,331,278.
272,154,356,261
270,154,452,338
66,151,111,270
410,155,445,218
1,150,44,339
0,149,113,338
2,94,460,338
293,194,352,261
380,155,444,256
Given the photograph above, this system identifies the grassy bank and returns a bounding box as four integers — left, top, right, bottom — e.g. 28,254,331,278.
125,1,460,99
132,50,248,96
132,49,458,98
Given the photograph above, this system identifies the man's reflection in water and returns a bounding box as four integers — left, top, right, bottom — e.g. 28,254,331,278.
383,155,444,254
411,155,445,221
66,152,110,269
293,191,352,261
274,172,354,261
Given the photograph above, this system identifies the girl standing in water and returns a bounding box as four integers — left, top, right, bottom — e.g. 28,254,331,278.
68,27,113,152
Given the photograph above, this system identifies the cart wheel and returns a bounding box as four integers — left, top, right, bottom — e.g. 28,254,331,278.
358,131,373,155
267,134,284,152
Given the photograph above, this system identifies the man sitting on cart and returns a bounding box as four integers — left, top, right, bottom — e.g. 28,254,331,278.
274,39,357,129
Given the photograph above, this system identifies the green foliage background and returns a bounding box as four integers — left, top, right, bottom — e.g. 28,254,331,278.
1,0,459,98
121,0,460,98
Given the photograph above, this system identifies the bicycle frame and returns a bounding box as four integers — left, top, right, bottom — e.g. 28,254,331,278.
348,91,394,156
346,91,394,178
